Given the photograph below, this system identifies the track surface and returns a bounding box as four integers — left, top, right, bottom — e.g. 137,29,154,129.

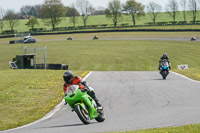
36,37,199,42
2,71,200,133
1,37,199,45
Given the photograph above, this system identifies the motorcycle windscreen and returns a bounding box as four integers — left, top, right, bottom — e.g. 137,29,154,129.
161,61,169,70
67,85,79,95
162,61,169,66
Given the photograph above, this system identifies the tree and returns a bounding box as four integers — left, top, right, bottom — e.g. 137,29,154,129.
20,5,41,18
65,6,79,17
4,10,19,31
20,5,32,16
26,16,39,30
76,0,93,27
188,0,198,23
146,2,162,26
33,5,42,18
0,7,4,33
123,0,145,26
104,0,122,27
88,6,95,16
68,4,79,27
180,0,187,22
165,0,179,23
40,0,65,31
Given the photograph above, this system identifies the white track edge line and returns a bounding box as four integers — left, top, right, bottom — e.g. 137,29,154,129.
1,71,93,133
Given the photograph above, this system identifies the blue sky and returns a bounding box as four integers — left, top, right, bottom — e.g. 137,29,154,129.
0,0,169,12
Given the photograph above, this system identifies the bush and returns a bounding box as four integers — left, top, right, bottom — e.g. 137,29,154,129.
177,21,187,25
54,27,68,31
3,30,17,34
29,28,46,32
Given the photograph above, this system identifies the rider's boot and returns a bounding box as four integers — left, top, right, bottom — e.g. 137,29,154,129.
94,97,102,110
89,91,102,109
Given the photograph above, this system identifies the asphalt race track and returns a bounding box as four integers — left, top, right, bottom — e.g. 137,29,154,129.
2,71,200,133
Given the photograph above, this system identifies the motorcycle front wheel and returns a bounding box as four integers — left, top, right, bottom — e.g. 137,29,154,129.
161,71,167,80
95,109,105,122
75,105,90,124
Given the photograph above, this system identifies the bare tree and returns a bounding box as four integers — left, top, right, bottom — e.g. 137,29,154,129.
123,0,145,26
166,0,179,23
20,5,32,16
68,4,79,27
104,0,122,27
188,0,198,23
34,5,42,18
20,5,41,18
0,7,4,33
89,6,95,16
76,0,93,27
4,10,19,31
146,2,162,26
180,0,187,22
40,0,65,31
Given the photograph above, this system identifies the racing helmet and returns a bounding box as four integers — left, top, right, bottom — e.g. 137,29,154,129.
63,71,73,84
162,53,168,58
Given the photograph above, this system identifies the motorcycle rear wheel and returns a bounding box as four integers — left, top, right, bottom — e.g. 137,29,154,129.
75,105,90,124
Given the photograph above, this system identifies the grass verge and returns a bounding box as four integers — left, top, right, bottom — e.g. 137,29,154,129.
0,70,85,131
111,123,200,133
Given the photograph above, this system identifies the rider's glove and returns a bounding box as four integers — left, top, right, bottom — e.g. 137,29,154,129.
81,88,87,93
80,81,87,85
81,87,89,93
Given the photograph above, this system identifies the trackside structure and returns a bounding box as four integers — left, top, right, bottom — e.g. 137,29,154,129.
24,46,47,69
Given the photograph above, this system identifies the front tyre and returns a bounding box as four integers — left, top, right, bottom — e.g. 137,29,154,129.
161,71,167,80
75,105,90,124
95,109,105,122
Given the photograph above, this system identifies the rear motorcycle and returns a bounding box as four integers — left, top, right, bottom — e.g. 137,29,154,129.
65,85,105,124
159,60,170,79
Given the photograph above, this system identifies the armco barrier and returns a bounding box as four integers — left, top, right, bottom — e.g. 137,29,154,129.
36,64,68,70
1,29,200,39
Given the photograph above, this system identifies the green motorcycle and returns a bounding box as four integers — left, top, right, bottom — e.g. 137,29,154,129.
64,85,105,124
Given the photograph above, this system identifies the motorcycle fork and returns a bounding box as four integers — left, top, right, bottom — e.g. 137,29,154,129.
81,100,89,115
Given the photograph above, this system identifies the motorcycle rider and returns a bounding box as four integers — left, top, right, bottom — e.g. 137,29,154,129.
159,53,171,70
63,71,102,109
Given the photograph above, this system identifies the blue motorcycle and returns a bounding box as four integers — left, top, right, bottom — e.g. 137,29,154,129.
159,60,170,79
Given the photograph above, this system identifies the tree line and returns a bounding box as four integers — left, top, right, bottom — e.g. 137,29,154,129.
0,0,200,33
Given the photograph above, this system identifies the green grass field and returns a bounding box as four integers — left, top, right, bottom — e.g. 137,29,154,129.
0,70,87,130
0,32,200,132
1,11,200,32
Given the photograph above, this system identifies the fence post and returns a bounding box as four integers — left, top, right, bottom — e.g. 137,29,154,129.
44,47,47,70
